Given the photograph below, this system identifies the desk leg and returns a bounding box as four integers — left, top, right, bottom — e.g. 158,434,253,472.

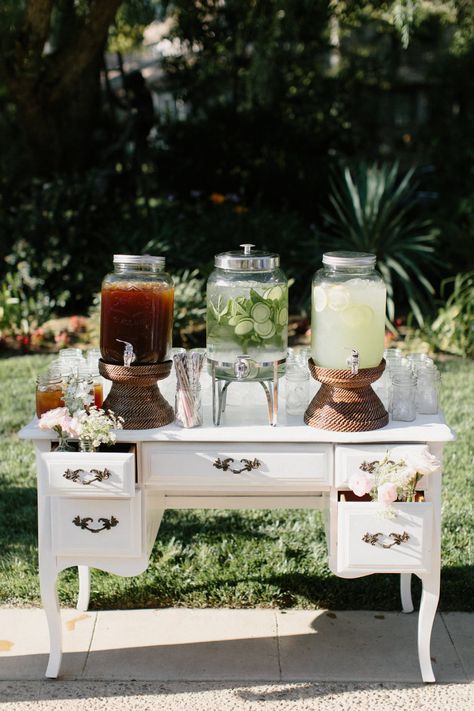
39,556,62,679
418,572,439,683
400,573,414,613
417,445,442,683
77,566,90,612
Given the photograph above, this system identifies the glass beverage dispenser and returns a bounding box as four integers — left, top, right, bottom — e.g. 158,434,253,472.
98,254,175,429
206,244,288,425
311,251,386,371
100,255,174,366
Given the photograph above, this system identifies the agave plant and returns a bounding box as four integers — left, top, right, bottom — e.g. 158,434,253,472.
322,162,439,326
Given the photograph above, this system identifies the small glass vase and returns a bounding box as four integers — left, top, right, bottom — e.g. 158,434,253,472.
54,429,74,452
79,439,97,452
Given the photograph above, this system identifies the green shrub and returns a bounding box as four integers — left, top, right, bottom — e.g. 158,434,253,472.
321,162,439,326
422,272,474,357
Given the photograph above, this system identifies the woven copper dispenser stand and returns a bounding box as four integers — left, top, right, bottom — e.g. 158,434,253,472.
99,360,174,429
304,358,388,432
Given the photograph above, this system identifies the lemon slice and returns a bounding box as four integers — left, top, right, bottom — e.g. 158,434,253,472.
341,304,374,328
327,285,350,311
313,286,327,312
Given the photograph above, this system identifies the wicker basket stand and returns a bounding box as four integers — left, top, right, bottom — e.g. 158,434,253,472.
99,360,174,429
304,358,389,432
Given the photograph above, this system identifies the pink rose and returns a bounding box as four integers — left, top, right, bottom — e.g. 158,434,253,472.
377,482,398,505
348,472,373,497
38,407,70,431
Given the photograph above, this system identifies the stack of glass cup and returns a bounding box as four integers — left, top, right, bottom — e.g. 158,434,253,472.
374,349,441,422
285,347,311,416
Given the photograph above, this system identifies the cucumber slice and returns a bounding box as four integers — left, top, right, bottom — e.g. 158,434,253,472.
278,306,288,326
266,286,283,300
230,299,247,317
254,320,276,338
228,315,241,326
251,302,271,323
234,319,254,336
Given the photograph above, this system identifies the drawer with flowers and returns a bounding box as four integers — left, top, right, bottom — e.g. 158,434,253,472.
335,498,433,575
39,445,136,498
51,493,142,557
142,442,333,493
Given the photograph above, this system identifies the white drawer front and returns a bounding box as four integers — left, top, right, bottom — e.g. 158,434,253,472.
142,442,333,492
51,493,142,557
337,501,432,574
335,444,429,488
40,451,135,497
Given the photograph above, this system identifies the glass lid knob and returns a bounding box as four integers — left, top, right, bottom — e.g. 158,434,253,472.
240,244,255,255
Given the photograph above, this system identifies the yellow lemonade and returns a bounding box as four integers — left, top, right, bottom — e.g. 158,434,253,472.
311,278,386,369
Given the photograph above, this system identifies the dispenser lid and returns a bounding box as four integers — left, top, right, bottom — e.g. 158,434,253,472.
322,251,376,268
113,254,166,268
215,244,280,271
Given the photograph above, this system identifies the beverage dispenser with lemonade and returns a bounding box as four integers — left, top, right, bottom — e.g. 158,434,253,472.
306,251,389,431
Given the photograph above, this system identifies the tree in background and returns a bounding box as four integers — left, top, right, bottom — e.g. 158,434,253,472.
0,0,157,175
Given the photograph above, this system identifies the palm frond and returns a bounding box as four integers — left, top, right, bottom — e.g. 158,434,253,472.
322,162,439,326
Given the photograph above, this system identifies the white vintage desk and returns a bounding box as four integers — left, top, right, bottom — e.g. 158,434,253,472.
19,386,455,683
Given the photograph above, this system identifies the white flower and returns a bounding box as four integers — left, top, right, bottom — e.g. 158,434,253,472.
38,408,70,431
407,448,441,477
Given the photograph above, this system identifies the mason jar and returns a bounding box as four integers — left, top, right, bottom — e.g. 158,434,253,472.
206,244,288,380
100,255,174,365
311,251,386,370
36,371,64,417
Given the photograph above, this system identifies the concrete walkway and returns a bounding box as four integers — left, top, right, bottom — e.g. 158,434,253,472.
0,608,473,709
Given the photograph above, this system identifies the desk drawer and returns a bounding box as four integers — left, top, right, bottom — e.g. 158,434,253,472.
40,449,136,497
142,442,333,492
51,492,142,557
336,501,432,574
335,444,429,488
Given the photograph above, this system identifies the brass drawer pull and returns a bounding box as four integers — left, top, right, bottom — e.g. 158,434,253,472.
64,468,111,485
213,457,261,474
72,515,119,533
362,531,410,549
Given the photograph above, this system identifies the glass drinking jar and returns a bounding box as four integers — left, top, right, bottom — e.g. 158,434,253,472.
311,252,386,370
36,372,64,417
391,373,416,421
415,366,441,415
87,349,104,407
206,244,288,380
285,363,310,416
100,255,174,365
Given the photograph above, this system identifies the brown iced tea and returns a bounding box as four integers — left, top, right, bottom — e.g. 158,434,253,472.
100,282,174,364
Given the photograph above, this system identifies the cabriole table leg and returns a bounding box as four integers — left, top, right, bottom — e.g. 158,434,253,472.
77,566,90,612
39,562,62,679
400,573,414,613
417,571,440,682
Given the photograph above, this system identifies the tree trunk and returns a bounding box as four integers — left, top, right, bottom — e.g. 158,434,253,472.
1,0,122,176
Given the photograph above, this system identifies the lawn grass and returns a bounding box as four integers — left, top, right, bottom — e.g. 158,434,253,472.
0,354,472,610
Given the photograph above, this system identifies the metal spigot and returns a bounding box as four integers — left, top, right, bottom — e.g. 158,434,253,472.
347,349,359,375
116,339,136,367
234,356,251,379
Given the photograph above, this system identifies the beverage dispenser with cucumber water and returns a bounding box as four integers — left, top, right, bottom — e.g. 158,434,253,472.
206,244,288,425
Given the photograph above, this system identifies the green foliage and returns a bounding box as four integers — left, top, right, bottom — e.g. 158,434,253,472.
422,272,474,357
0,354,472,610
0,269,55,339
169,269,206,346
322,162,439,326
